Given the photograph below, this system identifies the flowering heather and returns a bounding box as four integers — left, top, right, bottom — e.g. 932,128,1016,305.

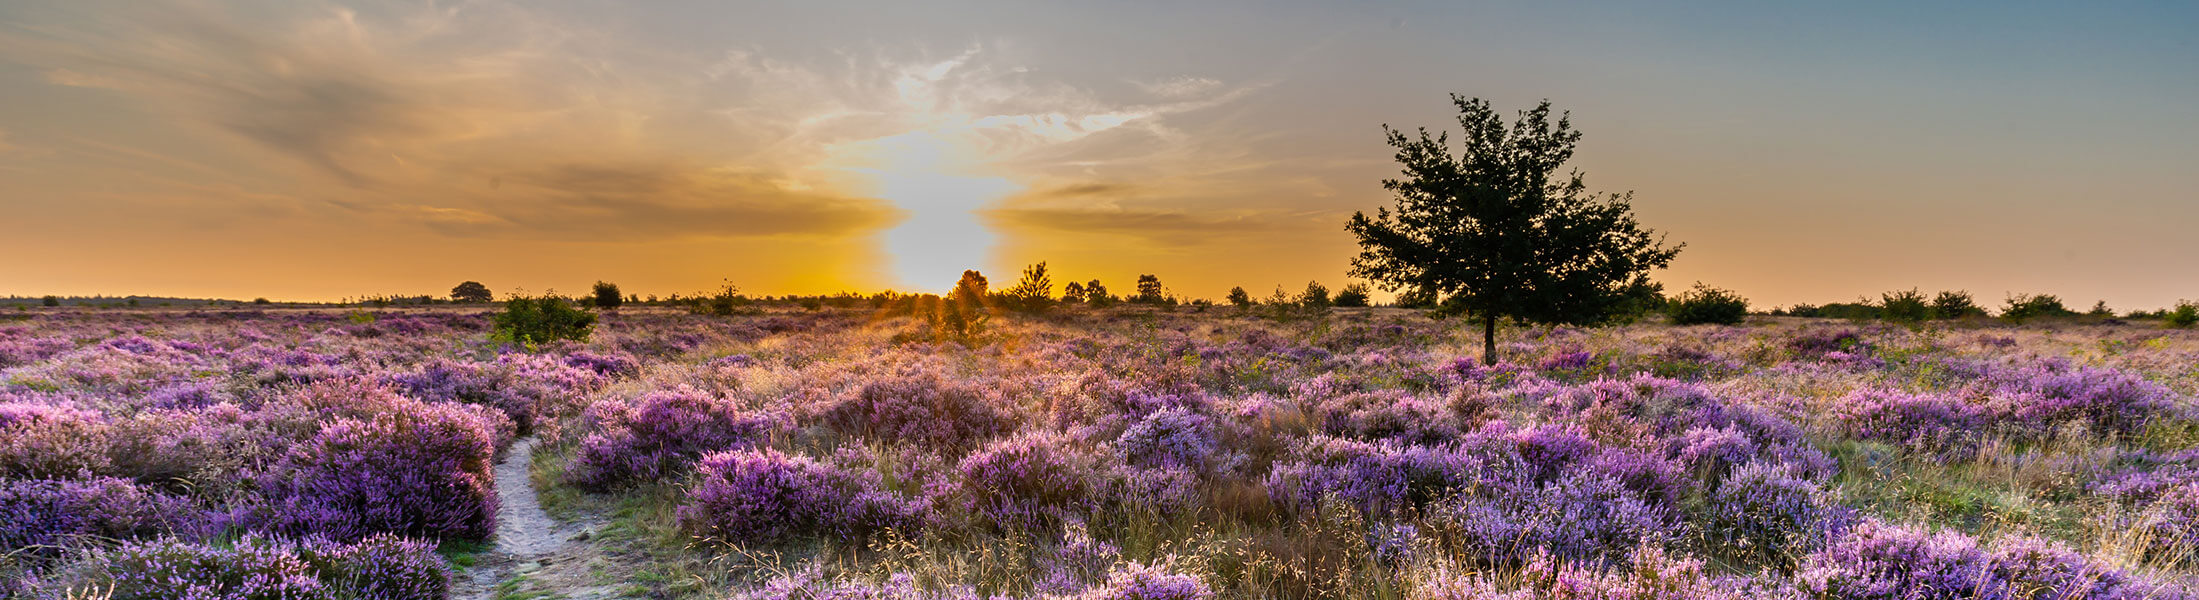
824,373,1018,449
1434,470,1682,567
957,430,1103,525
1706,463,1854,566
1795,519,2193,600
1836,387,1989,451
680,449,926,543
1114,406,1219,470
1415,545,1762,600
256,399,505,541
1266,436,1497,516
1986,359,2175,438
566,387,775,489
1077,562,1213,600
0,477,208,558
0,401,113,479
41,533,447,600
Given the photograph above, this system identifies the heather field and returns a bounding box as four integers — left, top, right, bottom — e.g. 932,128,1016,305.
3,306,2197,599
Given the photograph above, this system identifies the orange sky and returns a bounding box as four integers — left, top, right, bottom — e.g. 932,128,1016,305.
2,1,2194,309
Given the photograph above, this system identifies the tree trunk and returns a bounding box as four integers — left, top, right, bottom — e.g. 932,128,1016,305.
1482,313,1497,366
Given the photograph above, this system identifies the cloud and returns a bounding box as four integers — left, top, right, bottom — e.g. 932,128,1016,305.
0,0,899,241
984,182,1332,246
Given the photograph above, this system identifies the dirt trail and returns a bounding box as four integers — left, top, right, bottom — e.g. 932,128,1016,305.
453,437,623,600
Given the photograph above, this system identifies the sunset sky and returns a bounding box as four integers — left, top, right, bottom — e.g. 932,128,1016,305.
2,1,2194,309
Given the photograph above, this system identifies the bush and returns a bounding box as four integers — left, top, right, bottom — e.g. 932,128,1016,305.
1706,463,1853,566
1797,519,2186,600
2001,293,2072,322
958,431,1103,525
1433,470,1681,567
822,374,1015,450
1665,283,1748,325
0,478,207,558
258,400,507,541
1333,283,1371,308
679,449,925,543
48,533,447,600
1879,289,1930,322
1297,281,1332,313
592,281,624,310
2167,300,2198,328
1932,290,1983,319
490,295,596,348
1114,407,1219,470
1987,360,2174,438
0,402,114,479
567,388,774,489
1834,388,1987,451
39,295,58,307
1225,286,1252,309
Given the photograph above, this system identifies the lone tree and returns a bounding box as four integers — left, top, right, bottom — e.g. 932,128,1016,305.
1134,274,1164,304
451,281,493,303
1347,96,1681,365
592,281,624,310
1004,262,1054,313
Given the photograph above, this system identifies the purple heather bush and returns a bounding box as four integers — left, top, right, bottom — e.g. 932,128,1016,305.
1035,521,1125,594
0,401,113,479
1416,545,1766,600
679,449,926,543
1433,470,1682,567
256,398,506,541
1985,359,2175,438
957,430,1104,525
1795,519,2193,600
0,477,208,558
1316,390,1463,446
1265,436,1500,517
1837,387,1990,452
1078,562,1213,600
46,533,448,600
824,373,1017,450
566,387,776,489
1114,406,1219,470
1706,463,1855,566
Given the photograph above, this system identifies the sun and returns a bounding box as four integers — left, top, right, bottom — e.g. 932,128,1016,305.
839,131,1017,292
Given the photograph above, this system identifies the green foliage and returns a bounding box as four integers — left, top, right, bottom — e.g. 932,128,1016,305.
1880,289,1930,322
2166,300,2198,328
1347,95,1680,364
1004,262,1054,313
1666,283,1748,325
491,296,596,349
1932,291,1982,319
2001,293,2072,322
450,281,493,303
1333,283,1371,308
1296,281,1332,315
592,281,624,310
40,295,58,307
252,298,271,305
1083,280,1115,307
1060,281,1086,303
933,270,991,339
688,281,750,316
1133,274,1165,304
2086,300,2113,317
1225,286,1253,309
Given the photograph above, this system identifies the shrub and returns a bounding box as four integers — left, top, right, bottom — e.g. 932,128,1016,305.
0,477,206,558
40,295,58,307
0,402,113,479
490,295,596,348
1433,470,1681,567
2000,293,2072,322
1879,289,1930,322
1332,283,1371,308
48,533,447,600
822,374,1015,450
679,449,926,543
2167,300,2198,328
1666,283,1748,325
1005,262,1056,313
1835,388,1988,451
1987,360,2174,438
1114,406,1219,470
1266,437,1492,517
1797,519,2187,600
567,388,774,489
1416,545,1755,600
1083,562,1213,600
258,401,507,541
958,431,1103,525
1706,463,1853,567
1932,290,1982,319
1226,286,1252,309
1297,281,1332,314
592,280,624,310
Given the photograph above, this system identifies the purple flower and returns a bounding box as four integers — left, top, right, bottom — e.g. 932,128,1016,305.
566,387,775,489
679,449,926,543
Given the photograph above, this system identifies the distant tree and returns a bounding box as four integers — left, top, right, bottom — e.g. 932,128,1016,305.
491,295,595,349
592,281,624,310
1932,291,1982,319
1667,283,1748,325
937,270,991,338
451,281,493,303
1061,281,1086,303
2166,301,2198,329
1880,289,1930,323
40,295,58,307
1005,262,1054,313
1225,286,1253,309
1084,280,1114,307
253,298,271,305
2087,300,2114,318
1134,274,1164,304
2002,294,2072,322
1333,283,1372,308
1297,281,1332,313
1347,96,1680,364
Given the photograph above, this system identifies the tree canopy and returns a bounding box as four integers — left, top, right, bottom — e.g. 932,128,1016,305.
1347,95,1681,364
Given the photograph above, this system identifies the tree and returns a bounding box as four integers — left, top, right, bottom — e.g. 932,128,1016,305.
592,281,624,310
1932,291,1982,319
1062,281,1086,303
491,295,596,349
1334,283,1371,308
938,270,991,338
1005,262,1054,313
1667,283,1748,325
451,281,493,303
1297,281,1331,313
40,295,59,307
1347,96,1681,365
1134,274,1164,303
1084,280,1114,307
1226,286,1253,309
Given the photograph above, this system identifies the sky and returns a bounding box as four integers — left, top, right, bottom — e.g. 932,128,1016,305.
1,0,2194,309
